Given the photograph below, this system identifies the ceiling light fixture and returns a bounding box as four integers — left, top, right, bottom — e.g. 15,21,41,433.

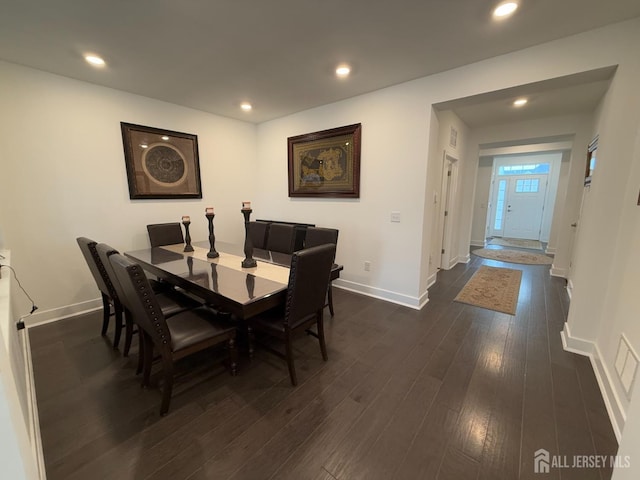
84,54,106,67
240,102,252,112
493,2,518,18
335,65,351,78
161,136,169,141
513,98,528,107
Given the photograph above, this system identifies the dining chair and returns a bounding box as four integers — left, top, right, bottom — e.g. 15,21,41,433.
265,223,296,254
304,227,340,316
95,243,201,360
77,237,125,349
248,221,270,250
248,243,336,386
110,253,238,416
147,222,184,247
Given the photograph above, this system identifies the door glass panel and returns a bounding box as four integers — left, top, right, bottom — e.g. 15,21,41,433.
494,180,507,230
498,163,550,176
515,178,539,193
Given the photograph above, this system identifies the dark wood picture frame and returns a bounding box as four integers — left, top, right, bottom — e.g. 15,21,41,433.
120,122,202,199
584,135,598,187
288,123,361,198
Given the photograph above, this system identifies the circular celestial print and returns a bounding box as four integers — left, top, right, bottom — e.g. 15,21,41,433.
142,144,188,185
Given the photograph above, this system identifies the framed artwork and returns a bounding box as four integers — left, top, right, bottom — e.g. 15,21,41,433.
287,123,361,198
584,135,598,187
120,122,202,199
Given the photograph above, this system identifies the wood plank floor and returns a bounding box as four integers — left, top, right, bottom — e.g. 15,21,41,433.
30,252,618,479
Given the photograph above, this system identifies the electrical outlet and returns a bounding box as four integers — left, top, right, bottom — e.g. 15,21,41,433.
364,261,371,271
390,211,401,223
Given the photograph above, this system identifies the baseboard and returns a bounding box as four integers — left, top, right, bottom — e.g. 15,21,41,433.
459,253,471,264
333,280,427,310
427,272,438,289
25,298,102,328
470,240,485,247
550,264,567,278
545,246,556,255
561,322,624,442
22,328,45,479
566,279,574,300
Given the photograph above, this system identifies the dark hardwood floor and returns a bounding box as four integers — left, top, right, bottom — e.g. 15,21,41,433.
30,252,618,479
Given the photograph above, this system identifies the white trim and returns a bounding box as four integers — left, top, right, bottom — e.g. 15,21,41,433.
25,298,102,328
561,323,624,442
333,281,428,310
545,246,557,255
566,279,574,299
427,272,438,289
550,265,567,278
459,253,471,264
470,240,485,247
21,328,45,479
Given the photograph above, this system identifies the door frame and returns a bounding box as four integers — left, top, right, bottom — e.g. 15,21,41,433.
439,151,459,269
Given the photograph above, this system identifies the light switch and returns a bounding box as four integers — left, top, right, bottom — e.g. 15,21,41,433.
390,211,401,223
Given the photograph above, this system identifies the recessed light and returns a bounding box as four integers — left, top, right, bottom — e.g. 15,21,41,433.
140,144,148,149
513,98,528,107
84,54,106,67
240,102,252,112
493,2,518,18
161,136,169,141
336,65,351,78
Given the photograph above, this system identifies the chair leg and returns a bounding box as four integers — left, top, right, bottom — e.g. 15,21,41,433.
285,333,297,386
101,293,110,336
159,357,174,416
123,309,134,357
317,313,328,361
112,303,123,350
328,283,335,317
228,337,238,376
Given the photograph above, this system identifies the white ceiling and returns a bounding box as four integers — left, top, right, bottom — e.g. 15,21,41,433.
1,1,639,123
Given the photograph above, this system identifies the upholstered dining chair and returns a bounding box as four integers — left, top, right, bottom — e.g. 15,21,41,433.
248,221,270,250
265,223,296,254
110,253,238,416
147,222,184,247
77,237,125,349
304,227,340,316
248,243,336,386
95,243,201,360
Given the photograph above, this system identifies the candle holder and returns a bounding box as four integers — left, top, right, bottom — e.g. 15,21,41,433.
241,208,257,268
182,218,194,252
205,212,219,258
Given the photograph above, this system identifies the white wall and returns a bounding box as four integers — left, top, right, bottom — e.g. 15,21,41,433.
0,61,258,322
471,156,493,245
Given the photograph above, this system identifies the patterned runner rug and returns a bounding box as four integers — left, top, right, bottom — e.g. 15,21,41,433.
488,237,543,250
472,248,553,265
454,265,522,315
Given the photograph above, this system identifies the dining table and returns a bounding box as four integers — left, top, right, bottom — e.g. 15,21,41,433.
124,241,343,320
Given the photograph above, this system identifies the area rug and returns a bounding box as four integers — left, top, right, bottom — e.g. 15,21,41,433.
454,265,522,315
472,248,553,265
488,237,543,250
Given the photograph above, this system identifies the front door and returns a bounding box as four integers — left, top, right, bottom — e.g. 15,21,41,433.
503,175,547,239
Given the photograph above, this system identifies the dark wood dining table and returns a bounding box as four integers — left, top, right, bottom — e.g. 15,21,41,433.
125,241,343,320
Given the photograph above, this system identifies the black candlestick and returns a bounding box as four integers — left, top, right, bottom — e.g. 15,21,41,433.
182,219,194,252
241,208,257,268
205,213,219,258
